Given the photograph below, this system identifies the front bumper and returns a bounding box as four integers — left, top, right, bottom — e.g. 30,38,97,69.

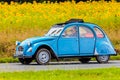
13,51,32,58
13,54,32,58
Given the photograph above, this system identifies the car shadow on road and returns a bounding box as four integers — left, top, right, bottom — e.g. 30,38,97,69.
17,61,104,66
16,61,115,66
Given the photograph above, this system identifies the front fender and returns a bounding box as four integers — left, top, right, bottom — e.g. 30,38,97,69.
31,43,49,55
30,42,58,57
95,42,116,55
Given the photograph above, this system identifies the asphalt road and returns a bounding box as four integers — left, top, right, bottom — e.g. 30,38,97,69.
0,60,120,72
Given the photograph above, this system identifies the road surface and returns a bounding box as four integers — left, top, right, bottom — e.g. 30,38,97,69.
0,60,120,72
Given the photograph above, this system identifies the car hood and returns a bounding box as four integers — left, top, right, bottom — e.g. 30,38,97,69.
21,36,56,45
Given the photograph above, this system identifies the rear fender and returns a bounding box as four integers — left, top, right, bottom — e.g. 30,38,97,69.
95,42,116,55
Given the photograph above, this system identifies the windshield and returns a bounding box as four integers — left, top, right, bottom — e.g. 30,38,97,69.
45,25,64,36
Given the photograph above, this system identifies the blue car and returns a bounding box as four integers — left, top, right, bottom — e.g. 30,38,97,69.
14,19,116,65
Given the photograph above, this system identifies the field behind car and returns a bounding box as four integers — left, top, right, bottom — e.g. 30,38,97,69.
0,1,120,60
0,68,120,80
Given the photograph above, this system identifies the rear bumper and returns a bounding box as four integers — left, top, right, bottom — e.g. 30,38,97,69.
111,53,117,56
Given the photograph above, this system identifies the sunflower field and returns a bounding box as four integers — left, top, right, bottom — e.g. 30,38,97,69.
0,1,120,58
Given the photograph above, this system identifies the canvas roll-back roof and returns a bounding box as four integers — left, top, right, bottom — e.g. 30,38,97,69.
65,19,84,23
55,19,84,26
53,19,100,29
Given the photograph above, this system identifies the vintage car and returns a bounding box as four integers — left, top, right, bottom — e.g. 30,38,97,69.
14,19,116,65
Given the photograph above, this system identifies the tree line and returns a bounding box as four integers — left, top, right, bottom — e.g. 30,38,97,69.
0,0,120,4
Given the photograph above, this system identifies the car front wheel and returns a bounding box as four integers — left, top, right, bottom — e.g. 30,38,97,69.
18,58,33,65
36,48,51,65
96,55,110,63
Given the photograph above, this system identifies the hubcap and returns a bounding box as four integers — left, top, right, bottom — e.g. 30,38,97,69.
38,51,49,63
99,55,109,61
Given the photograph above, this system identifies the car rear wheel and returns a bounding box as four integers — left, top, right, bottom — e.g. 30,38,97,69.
79,58,91,63
96,55,110,63
36,48,51,65
18,58,33,65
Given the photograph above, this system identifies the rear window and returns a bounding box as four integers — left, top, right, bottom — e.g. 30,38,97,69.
79,26,94,38
94,27,104,38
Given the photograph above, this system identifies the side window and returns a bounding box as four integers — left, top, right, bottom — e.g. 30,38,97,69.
79,26,94,38
94,27,104,38
62,26,77,38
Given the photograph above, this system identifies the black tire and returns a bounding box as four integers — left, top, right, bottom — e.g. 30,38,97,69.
18,58,33,65
96,55,110,63
36,48,51,65
79,58,91,63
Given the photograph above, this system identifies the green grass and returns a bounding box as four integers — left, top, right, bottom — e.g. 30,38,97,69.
0,57,18,63
0,68,120,80
110,54,120,60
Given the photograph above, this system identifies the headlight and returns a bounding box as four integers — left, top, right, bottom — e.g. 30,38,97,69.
16,41,20,46
27,41,31,46
18,46,24,51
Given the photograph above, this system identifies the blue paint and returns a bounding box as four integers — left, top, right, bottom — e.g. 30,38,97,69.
14,21,116,58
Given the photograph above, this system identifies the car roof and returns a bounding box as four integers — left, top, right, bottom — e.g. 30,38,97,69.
54,19,100,29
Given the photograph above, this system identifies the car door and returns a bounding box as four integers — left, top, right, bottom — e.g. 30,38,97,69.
58,25,79,56
79,25,95,56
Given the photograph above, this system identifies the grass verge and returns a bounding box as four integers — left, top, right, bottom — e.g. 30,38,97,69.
0,68,120,80
0,57,18,63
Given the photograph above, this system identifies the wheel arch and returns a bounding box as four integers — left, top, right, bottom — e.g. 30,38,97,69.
33,45,59,61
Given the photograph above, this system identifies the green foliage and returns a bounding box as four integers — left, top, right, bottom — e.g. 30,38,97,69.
0,2,119,58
